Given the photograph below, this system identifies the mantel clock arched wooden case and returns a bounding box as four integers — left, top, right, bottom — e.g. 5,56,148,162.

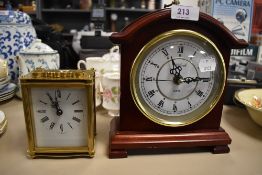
109,9,247,158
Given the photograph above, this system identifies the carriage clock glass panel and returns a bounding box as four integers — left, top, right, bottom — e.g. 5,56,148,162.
31,88,88,147
131,30,226,127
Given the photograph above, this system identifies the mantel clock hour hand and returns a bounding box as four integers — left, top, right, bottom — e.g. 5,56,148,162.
168,57,183,85
169,57,183,81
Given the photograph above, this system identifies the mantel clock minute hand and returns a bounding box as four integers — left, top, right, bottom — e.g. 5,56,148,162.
181,77,211,84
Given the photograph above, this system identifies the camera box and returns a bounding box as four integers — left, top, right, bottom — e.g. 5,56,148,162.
229,44,258,79
212,0,254,42
247,61,262,81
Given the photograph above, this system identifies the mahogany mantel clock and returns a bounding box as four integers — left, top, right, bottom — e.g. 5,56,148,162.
109,8,247,158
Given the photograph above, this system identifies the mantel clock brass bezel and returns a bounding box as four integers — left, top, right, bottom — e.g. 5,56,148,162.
130,29,226,127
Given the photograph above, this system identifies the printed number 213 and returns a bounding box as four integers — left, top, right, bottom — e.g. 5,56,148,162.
177,8,189,15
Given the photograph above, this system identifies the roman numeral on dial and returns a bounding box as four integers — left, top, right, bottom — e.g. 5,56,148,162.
72,116,81,123
67,122,73,129
178,46,184,53
173,104,177,112
162,48,173,60
66,93,71,101
60,124,63,133
37,110,46,113
158,100,164,108
147,90,156,98
74,110,83,113
50,122,55,130
41,116,49,123
145,77,153,81
188,101,192,108
39,100,47,105
148,61,159,68
72,100,80,105
196,90,204,97
161,48,169,57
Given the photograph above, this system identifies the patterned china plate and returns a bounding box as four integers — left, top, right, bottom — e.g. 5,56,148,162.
0,83,9,91
0,77,10,85
0,83,16,94
0,89,15,98
0,77,7,82
0,93,15,102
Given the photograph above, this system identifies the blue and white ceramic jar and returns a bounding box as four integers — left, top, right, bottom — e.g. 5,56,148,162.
0,10,37,83
16,39,60,98
18,39,60,76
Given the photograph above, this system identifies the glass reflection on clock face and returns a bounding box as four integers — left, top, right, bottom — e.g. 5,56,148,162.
31,88,88,147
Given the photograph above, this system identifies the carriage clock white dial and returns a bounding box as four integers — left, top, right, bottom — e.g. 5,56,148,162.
131,30,226,127
31,88,88,147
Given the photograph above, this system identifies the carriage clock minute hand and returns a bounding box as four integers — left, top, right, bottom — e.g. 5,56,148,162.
54,90,63,116
46,92,63,116
46,92,56,108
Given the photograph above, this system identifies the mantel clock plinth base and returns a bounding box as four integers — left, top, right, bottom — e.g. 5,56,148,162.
109,118,231,159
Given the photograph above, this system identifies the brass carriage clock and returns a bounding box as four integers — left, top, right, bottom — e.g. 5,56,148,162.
20,69,95,158
109,8,248,158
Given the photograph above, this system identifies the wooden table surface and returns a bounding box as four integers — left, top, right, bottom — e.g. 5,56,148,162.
0,99,262,175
